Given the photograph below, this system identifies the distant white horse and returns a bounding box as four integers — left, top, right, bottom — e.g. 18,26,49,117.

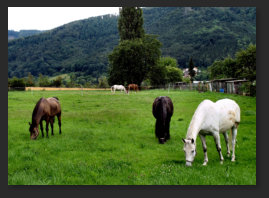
111,85,127,94
182,99,240,166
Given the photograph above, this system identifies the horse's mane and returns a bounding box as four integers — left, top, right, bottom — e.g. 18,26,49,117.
32,98,43,115
31,97,45,125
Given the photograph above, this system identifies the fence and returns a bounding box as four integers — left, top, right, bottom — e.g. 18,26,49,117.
8,81,254,96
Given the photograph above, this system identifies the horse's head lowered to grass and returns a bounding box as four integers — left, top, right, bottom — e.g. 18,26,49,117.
182,138,197,166
29,122,39,140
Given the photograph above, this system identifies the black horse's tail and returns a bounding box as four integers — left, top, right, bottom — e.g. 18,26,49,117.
158,97,167,123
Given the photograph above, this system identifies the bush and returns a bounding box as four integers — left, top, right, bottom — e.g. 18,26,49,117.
8,77,25,88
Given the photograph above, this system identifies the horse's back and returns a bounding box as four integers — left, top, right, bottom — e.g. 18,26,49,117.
47,97,61,115
152,96,173,119
215,99,240,132
216,99,240,123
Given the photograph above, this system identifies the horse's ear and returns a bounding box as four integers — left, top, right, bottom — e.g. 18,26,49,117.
191,138,194,144
182,138,186,143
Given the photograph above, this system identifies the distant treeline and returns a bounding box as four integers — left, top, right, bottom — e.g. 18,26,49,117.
8,30,44,40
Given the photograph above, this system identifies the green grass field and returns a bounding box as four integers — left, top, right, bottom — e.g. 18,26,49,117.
8,90,256,185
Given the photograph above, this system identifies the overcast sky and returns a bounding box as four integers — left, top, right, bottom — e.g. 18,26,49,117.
8,7,120,31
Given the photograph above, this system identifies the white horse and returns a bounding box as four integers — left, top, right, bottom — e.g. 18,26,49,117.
182,99,240,166
111,85,127,94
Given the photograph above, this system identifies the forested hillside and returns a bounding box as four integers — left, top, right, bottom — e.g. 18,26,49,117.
143,7,256,67
8,7,256,83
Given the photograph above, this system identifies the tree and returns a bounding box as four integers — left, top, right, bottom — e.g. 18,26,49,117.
159,56,178,68
98,76,109,88
188,57,196,82
8,77,25,88
148,60,167,86
235,44,256,82
118,7,145,41
148,56,182,86
208,44,256,81
166,66,183,83
25,72,35,86
108,7,161,86
51,76,63,87
38,74,51,87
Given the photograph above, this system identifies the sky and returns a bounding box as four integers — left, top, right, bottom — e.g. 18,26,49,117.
8,7,120,31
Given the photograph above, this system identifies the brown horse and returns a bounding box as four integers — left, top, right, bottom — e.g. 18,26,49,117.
128,84,139,94
29,97,61,140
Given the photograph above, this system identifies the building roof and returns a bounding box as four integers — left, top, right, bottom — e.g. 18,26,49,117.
226,80,249,83
210,78,237,82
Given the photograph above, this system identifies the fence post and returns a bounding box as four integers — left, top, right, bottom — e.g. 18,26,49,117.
80,85,83,96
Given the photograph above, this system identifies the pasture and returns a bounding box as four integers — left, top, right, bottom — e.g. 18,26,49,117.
8,90,256,185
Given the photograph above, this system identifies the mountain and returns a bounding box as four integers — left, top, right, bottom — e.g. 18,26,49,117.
8,30,44,40
8,7,256,82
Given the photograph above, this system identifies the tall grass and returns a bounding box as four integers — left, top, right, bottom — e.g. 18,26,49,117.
8,90,256,185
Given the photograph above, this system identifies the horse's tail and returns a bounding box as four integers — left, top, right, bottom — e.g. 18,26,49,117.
156,97,167,125
161,99,167,125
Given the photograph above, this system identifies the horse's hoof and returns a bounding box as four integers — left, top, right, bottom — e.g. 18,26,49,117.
202,162,207,166
159,138,165,144
231,158,235,162
220,161,223,165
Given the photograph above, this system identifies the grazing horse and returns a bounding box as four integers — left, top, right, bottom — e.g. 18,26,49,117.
29,97,62,140
182,99,240,166
152,96,174,144
127,84,139,94
111,85,127,94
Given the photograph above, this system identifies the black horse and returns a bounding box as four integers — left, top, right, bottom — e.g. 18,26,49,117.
152,96,174,144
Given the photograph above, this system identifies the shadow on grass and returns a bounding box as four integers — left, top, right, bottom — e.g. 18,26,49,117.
163,159,185,165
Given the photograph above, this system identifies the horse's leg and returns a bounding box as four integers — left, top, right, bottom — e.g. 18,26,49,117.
213,132,224,164
50,117,54,136
165,118,171,141
40,120,44,137
45,117,49,138
231,126,238,162
57,113,62,134
223,131,230,157
199,134,208,166
155,120,164,144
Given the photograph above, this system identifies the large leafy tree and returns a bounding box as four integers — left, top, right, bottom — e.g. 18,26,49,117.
108,7,161,86
148,56,183,86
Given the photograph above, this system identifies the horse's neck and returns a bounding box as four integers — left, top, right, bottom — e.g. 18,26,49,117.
186,110,204,141
32,107,44,126
32,117,41,127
